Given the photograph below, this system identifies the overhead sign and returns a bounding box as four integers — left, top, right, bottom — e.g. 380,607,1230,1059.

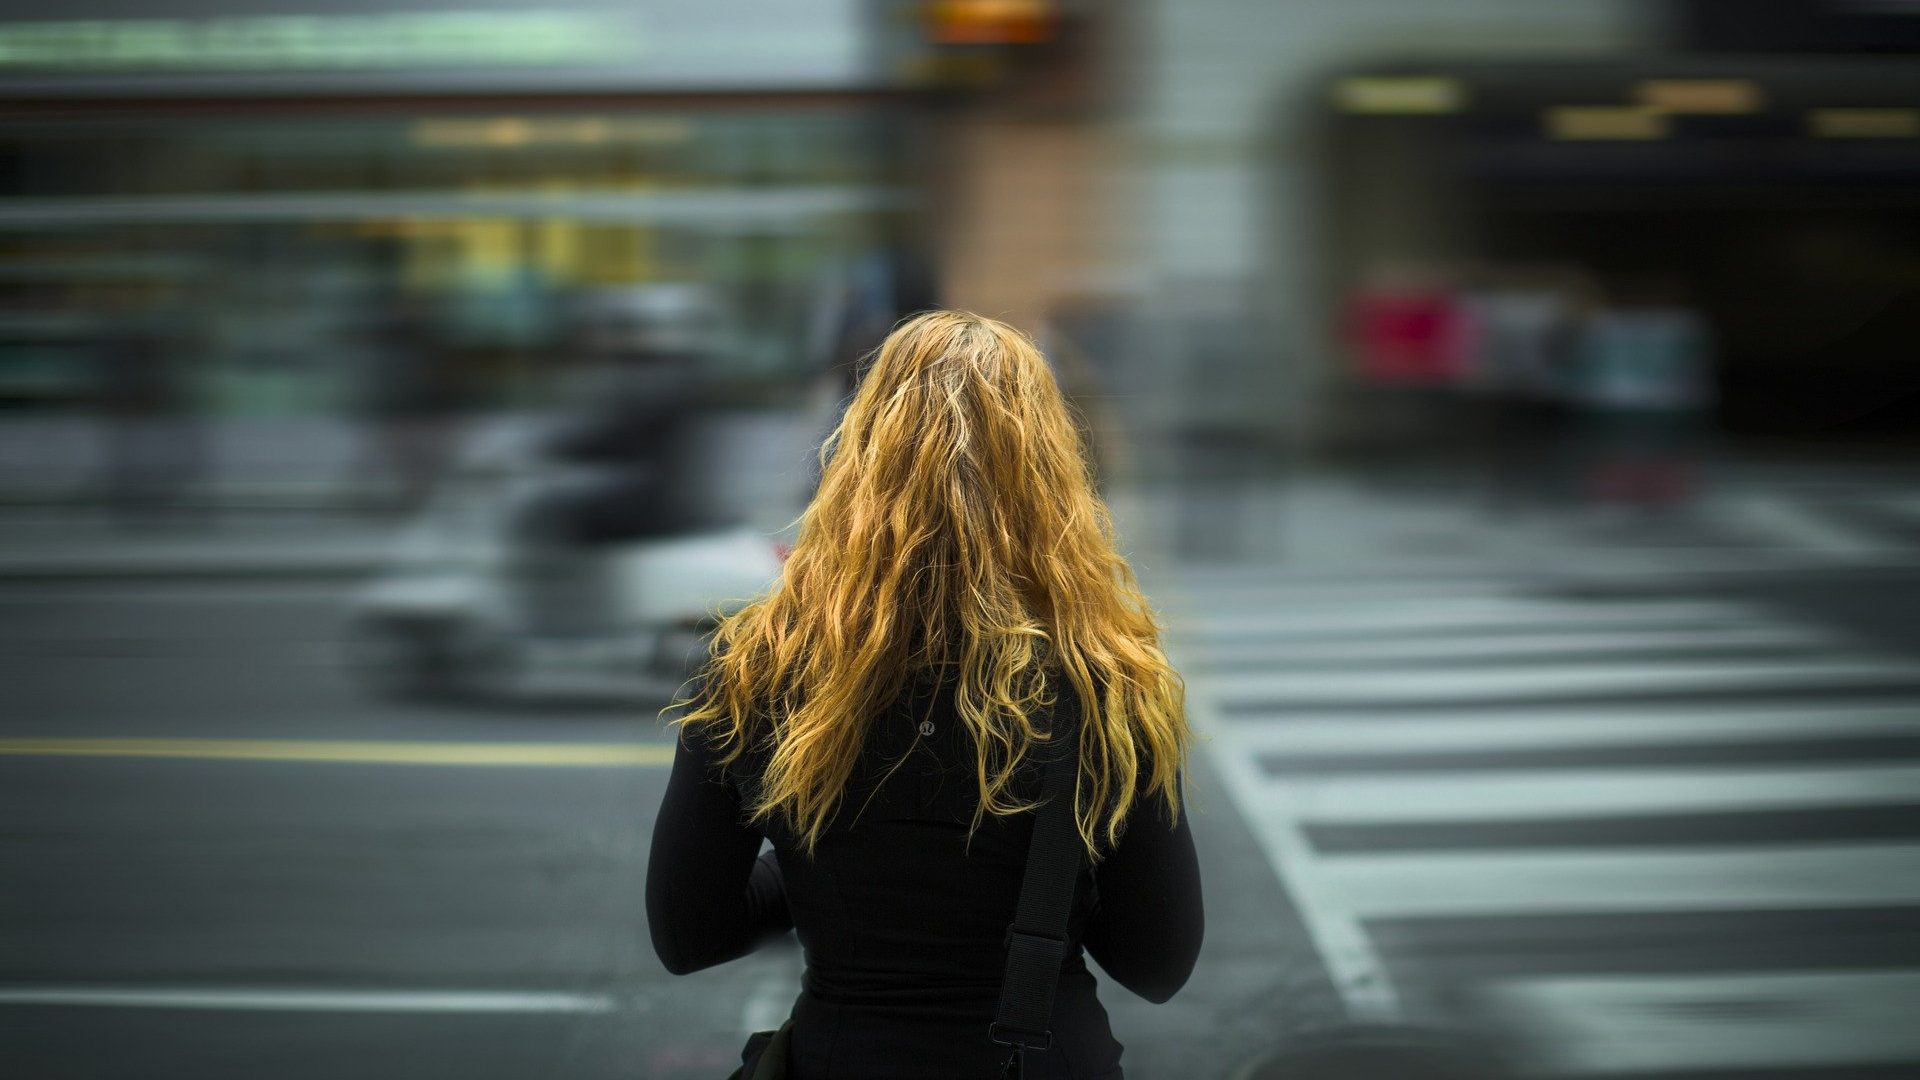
0,3,892,96
0,13,627,71
1333,76,1466,115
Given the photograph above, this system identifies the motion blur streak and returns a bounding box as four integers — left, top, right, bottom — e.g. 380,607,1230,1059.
0,987,621,1013
0,737,675,766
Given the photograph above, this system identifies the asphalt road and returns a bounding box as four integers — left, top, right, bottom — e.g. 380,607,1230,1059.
19,474,1917,1080
1159,545,1920,1080
0,577,1323,1080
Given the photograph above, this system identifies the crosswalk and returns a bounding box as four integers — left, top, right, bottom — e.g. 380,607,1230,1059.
1535,484,1920,573
1158,564,1920,1078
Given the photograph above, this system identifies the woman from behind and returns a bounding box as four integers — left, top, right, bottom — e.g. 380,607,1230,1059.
647,310,1204,1079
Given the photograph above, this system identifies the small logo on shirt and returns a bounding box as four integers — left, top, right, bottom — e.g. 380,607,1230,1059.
918,719,936,738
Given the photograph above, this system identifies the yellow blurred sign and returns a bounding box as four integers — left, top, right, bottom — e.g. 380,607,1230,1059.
1808,108,1920,139
414,117,693,150
1333,76,1466,115
1544,106,1670,140
1635,79,1763,114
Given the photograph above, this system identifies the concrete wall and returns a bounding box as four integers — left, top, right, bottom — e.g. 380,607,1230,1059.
935,111,1126,336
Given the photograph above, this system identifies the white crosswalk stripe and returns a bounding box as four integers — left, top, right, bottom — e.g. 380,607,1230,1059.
1206,656,1920,705
1157,561,1920,1077
1323,843,1920,918
1186,597,1748,636
1231,705,1920,756
1200,623,1843,666
1602,486,1920,569
1716,490,1907,561
1276,764,1920,823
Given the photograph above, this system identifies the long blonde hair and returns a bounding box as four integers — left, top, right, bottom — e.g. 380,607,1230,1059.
660,310,1191,860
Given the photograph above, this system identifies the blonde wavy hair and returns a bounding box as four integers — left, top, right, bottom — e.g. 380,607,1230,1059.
660,309,1191,861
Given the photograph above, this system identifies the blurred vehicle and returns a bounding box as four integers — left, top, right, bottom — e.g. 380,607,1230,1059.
342,279,786,705
341,416,788,704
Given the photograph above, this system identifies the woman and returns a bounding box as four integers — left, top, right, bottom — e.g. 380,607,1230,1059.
647,311,1204,1079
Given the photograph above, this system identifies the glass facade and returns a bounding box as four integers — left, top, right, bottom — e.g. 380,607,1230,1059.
0,104,917,417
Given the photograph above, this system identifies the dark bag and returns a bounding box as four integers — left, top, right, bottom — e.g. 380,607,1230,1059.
729,682,1087,1080
727,1017,794,1080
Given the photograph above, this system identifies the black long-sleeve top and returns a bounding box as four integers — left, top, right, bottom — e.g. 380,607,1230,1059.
646,670,1204,1079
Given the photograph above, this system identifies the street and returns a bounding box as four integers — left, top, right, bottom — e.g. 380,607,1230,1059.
6,3,1920,1076
1149,468,1920,1078
0,577,746,1078
5,466,1920,1078
0,567,1319,1080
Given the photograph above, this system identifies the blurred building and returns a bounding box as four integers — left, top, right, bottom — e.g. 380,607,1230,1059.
0,0,1120,504
1123,0,1657,461
7,0,1918,503
1310,1,1920,456
1106,0,1920,469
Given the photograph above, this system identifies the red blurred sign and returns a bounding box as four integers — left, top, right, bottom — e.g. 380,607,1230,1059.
1346,287,1475,385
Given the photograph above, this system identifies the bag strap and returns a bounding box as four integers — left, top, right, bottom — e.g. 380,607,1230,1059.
989,677,1086,1073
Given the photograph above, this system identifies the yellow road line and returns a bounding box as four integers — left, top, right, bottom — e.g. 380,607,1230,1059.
0,738,675,767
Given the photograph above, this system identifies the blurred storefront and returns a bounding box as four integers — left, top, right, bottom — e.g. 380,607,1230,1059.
1293,0,1920,466
0,1,1113,454
1315,48,1920,456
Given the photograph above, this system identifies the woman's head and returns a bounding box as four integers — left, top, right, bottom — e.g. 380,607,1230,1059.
664,310,1191,858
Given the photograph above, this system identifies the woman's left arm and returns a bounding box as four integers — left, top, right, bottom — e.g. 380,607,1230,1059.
646,728,793,975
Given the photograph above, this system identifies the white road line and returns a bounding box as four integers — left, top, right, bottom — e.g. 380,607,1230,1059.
1229,704,1920,756
1152,561,1920,1030
1163,636,1403,1023
1479,969,1920,1075
0,585,346,605
0,987,617,1013
1528,549,1847,576
1164,579,1536,606
1722,492,1902,560
1323,843,1920,918
1165,566,1509,589
0,737,675,767
1195,624,1841,666
1205,657,1920,705
1275,765,1920,824
1189,598,1749,636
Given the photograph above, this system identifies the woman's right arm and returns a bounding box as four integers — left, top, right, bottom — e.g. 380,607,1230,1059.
645,728,792,976
1081,779,1204,1003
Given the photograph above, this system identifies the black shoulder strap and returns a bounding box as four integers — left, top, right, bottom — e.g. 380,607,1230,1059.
990,678,1086,1073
